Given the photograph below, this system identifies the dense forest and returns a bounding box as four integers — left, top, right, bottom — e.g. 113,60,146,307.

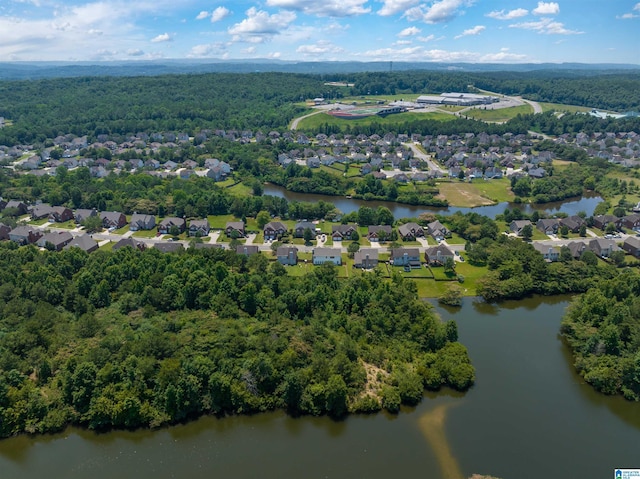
1,70,639,147
561,271,640,401
0,244,473,437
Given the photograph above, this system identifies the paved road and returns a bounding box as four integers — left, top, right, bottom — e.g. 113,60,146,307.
403,142,447,175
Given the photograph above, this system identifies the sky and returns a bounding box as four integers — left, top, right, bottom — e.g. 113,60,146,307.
0,0,639,64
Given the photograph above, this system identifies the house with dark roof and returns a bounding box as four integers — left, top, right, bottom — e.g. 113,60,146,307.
331,224,358,241
264,221,287,241
592,215,618,231
0,223,11,241
533,243,561,262
622,236,640,257
536,218,559,235
353,248,379,269
101,211,127,229
424,244,455,265
113,237,146,251
74,208,97,224
390,248,421,267
3,200,28,216
587,238,618,258
426,220,449,241
9,226,43,245
37,231,73,251
130,213,156,231
619,214,640,232
294,221,316,238
276,246,298,265
225,221,245,238
313,247,342,265
559,215,584,233
158,217,186,235
367,225,392,242
398,222,424,241
31,204,54,220
188,219,210,237
510,220,532,236
64,234,99,253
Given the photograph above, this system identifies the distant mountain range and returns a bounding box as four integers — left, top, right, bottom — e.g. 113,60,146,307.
0,60,638,80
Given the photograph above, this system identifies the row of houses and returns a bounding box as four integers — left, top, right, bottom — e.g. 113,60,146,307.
533,238,620,261
0,224,99,252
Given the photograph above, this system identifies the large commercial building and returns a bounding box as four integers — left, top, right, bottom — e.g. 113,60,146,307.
417,92,499,107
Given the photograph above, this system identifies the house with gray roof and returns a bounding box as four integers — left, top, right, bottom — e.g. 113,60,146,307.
353,248,378,269
64,234,99,253
277,246,298,265
390,248,421,267
37,231,73,251
313,247,342,265
424,244,455,265
130,213,156,231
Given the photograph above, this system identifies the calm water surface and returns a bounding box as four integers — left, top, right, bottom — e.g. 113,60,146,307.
262,184,603,219
1,297,638,479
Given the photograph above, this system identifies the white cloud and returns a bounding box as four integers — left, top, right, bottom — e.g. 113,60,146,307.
394,40,412,45
151,33,171,43
509,17,583,34
616,3,640,19
296,40,344,55
417,34,438,42
404,0,474,24
360,45,528,63
377,0,421,16
398,26,421,37
196,11,209,20
266,0,370,17
211,6,231,23
532,2,560,15
127,48,144,56
454,25,485,39
187,42,228,58
486,8,528,20
479,51,527,62
228,7,296,42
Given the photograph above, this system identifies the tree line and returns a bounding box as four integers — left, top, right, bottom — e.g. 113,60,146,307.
0,244,474,437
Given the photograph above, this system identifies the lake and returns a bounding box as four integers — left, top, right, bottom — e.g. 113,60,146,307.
262,183,603,219
0,296,637,479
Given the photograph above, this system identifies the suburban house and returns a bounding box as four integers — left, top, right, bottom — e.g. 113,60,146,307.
398,222,424,241
9,226,43,245
188,219,210,237
312,247,342,265
49,206,74,223
64,234,99,253
533,243,561,262
154,242,184,253
592,214,619,231
354,248,379,269
424,244,455,265
294,221,316,238
263,221,288,241
225,221,245,238
331,224,358,241
588,238,618,258
101,211,127,229
236,245,259,256
426,220,449,241
536,218,559,235
510,220,532,236
566,241,587,259
390,247,421,267
113,237,146,251
0,223,11,241
37,231,73,251
619,214,640,232
4,200,28,216
158,217,186,235
276,246,298,265
130,213,156,231
559,215,585,233
74,208,97,224
31,204,55,220
622,236,640,257
367,225,392,242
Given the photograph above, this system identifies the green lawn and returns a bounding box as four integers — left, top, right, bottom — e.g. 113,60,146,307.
51,220,77,229
445,233,467,245
472,178,515,203
29,218,49,226
132,229,160,238
538,102,594,114
296,110,456,131
464,104,533,122
208,214,237,230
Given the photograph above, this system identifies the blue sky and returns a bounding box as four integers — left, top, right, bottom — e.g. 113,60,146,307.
0,0,639,63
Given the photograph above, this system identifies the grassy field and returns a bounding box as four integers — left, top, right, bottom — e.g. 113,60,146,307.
296,110,456,130
435,181,498,207
539,102,594,114
464,104,533,122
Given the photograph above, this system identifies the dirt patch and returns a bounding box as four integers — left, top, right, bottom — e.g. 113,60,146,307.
358,361,389,401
